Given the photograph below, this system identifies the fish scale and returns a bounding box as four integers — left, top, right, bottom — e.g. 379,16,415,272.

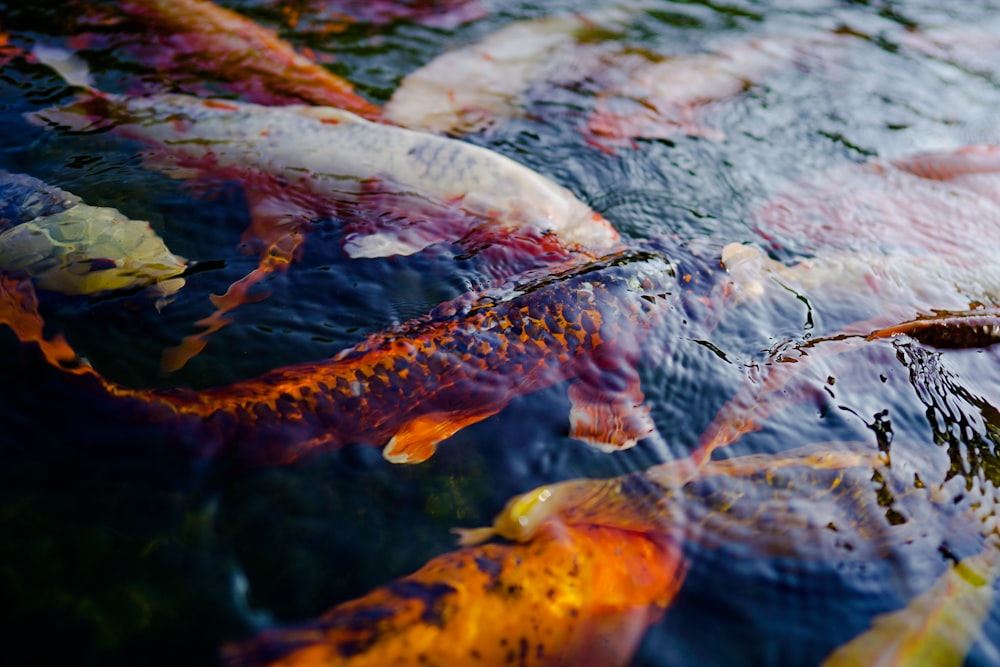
42,250,694,467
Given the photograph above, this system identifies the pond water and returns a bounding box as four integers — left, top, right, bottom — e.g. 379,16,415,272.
2,1,1000,665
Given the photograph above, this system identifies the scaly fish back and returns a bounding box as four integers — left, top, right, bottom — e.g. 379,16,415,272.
32,94,619,258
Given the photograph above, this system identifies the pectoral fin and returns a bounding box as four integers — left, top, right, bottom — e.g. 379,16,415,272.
382,408,502,464
567,373,655,452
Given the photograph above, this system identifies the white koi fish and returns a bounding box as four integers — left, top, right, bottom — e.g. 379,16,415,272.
30,49,619,369
385,12,853,144
32,92,619,259
720,242,1000,318
382,8,638,135
586,31,854,145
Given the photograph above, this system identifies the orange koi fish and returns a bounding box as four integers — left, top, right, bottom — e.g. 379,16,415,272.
222,433,992,667
221,523,684,667
13,249,699,466
93,0,381,118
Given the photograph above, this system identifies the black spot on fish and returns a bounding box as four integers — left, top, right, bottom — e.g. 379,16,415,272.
85,257,118,272
385,580,456,626
474,555,503,581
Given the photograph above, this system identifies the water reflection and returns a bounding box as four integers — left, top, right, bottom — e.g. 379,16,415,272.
1,0,1000,666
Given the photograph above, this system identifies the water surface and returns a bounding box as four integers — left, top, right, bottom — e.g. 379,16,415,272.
2,1,1000,665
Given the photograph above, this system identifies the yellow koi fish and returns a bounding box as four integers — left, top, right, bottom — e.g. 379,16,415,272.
0,170,187,301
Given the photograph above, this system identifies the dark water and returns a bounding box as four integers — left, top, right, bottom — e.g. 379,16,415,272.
2,1,1000,665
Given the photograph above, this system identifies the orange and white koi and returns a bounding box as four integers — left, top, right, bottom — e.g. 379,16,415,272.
385,15,854,145
585,31,854,146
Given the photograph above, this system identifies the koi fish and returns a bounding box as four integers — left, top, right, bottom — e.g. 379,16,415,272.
719,242,1000,317
33,249,693,466
694,241,1000,462
32,66,617,259
85,0,381,118
585,31,854,146
30,71,619,369
383,9,636,134
385,15,852,144
753,146,1000,258
223,436,994,666
273,0,488,31
0,170,187,301
459,440,973,557
822,546,1000,667
221,523,684,667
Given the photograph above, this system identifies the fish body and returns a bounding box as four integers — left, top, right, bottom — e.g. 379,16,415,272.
383,11,633,134
753,146,1000,259
87,250,687,465
223,523,684,667
224,438,995,667
384,15,852,144
586,32,852,145
34,93,619,260
0,171,187,298
720,242,1000,319
104,0,381,117
33,84,619,370
275,0,488,31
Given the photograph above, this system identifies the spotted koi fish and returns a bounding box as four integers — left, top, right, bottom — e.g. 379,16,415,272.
31,72,619,369
222,522,684,667
222,436,997,666
22,249,697,466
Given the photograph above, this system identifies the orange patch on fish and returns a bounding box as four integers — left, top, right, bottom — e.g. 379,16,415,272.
221,524,684,667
